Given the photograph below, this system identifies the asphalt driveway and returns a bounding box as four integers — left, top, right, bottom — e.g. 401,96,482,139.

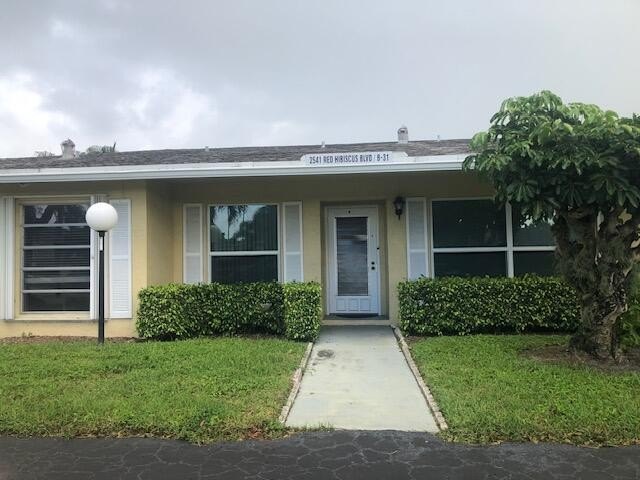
1,431,638,479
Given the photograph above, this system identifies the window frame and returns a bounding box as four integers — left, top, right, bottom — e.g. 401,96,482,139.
207,203,281,283
17,198,93,316
429,198,555,278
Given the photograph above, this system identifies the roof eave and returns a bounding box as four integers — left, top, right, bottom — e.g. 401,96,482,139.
0,154,467,184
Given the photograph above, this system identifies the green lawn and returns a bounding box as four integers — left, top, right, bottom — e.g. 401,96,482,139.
410,335,640,446
0,338,305,443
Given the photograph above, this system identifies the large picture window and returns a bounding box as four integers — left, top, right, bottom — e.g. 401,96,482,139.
209,204,279,283
22,203,91,312
431,199,555,278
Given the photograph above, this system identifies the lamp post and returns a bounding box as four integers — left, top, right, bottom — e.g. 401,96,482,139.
85,202,118,345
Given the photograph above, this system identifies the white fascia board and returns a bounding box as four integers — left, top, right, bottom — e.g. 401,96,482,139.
0,154,466,184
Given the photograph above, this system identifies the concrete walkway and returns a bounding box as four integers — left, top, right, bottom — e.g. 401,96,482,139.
285,326,438,431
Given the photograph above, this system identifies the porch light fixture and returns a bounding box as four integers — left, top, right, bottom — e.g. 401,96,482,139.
85,202,118,345
393,196,405,220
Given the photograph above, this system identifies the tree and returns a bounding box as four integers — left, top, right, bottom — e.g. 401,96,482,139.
464,91,640,361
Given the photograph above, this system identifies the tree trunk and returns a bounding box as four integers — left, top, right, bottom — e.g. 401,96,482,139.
553,207,637,363
569,297,626,361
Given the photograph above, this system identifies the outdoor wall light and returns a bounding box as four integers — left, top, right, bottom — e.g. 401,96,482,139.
86,202,119,345
393,196,405,220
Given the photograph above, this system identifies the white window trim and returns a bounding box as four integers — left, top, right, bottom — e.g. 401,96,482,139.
207,203,281,282
282,201,304,282
429,197,556,278
18,198,93,314
183,204,204,284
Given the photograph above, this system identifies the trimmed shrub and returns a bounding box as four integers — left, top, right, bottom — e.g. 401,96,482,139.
284,282,322,341
398,276,580,336
136,281,321,341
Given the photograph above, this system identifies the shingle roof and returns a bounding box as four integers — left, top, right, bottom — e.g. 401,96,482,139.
0,139,470,170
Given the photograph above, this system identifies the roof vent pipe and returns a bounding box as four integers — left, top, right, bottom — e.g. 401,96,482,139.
60,139,76,159
397,126,408,144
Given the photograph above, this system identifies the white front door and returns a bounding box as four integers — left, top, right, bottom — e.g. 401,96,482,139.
327,206,380,315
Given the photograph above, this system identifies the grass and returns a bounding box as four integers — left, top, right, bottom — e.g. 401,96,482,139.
410,335,640,446
0,337,306,443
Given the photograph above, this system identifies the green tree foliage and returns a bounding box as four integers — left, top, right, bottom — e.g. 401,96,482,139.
464,91,640,360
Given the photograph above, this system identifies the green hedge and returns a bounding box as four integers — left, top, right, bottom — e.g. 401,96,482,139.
136,281,321,341
398,276,580,336
284,282,322,341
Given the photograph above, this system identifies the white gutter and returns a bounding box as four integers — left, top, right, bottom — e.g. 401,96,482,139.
0,154,466,184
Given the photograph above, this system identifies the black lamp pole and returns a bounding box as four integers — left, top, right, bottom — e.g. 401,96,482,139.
98,231,105,345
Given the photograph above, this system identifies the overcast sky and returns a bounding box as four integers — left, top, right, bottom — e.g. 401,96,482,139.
1,0,638,158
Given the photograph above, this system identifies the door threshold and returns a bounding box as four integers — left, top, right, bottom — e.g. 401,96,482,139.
323,317,392,326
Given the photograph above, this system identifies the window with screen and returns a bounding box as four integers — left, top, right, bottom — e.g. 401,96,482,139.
209,204,279,283
22,203,90,312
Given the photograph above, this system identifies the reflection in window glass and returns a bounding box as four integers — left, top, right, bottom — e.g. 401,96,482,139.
434,252,507,277
514,251,556,276
209,204,279,284
22,203,90,312
210,205,278,252
512,208,555,247
432,200,506,248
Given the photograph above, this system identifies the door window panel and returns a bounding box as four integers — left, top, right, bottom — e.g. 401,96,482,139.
336,217,368,295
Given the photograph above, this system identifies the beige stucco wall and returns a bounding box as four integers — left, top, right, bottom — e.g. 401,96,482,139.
146,182,175,286
168,171,493,321
0,181,148,338
0,170,492,337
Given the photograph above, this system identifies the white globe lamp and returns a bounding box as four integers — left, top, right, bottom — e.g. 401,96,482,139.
85,202,119,344
86,202,118,232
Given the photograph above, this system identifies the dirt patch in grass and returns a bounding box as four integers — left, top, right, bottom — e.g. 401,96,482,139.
0,336,137,345
524,344,640,373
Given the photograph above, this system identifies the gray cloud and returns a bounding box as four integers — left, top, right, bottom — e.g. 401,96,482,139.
1,0,639,157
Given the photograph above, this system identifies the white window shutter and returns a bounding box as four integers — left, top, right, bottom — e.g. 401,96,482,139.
406,197,429,279
183,204,203,284
1,197,14,320
109,199,132,318
283,202,303,282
